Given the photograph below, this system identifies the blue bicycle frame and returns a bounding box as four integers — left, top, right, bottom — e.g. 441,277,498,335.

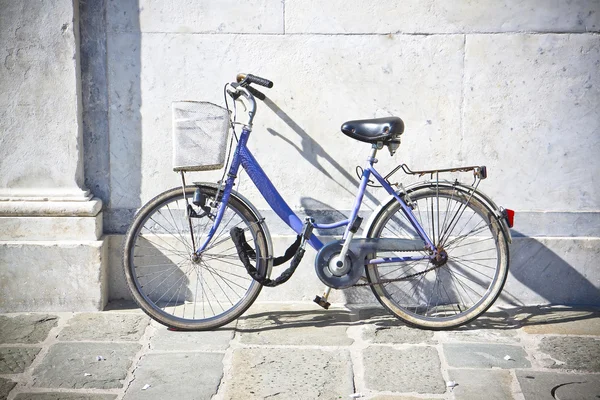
196,126,437,265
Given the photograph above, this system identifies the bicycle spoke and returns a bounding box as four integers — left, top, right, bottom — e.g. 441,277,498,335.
139,256,189,287
199,260,254,284
164,202,194,252
201,262,250,296
379,258,426,279
443,216,487,249
193,267,200,320
438,271,461,315
444,264,484,302
447,236,493,250
450,255,497,272
440,209,478,248
366,185,508,328
203,265,235,307
442,268,473,309
137,232,189,258
153,209,192,253
200,254,250,270
202,220,257,253
439,187,479,246
439,188,457,242
165,273,187,314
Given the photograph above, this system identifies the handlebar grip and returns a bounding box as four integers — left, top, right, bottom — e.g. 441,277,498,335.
247,85,266,101
246,74,274,88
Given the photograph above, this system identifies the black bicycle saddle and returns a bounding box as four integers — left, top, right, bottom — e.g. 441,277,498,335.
341,117,404,144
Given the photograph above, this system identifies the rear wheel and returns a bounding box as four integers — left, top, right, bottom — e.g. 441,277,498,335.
123,185,268,330
366,185,509,329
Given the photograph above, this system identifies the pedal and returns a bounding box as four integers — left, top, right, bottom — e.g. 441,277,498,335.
313,295,331,310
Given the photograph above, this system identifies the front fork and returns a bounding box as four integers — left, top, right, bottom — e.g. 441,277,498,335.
179,171,197,251
178,163,240,257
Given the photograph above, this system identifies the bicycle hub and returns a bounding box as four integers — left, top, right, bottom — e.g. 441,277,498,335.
431,249,448,267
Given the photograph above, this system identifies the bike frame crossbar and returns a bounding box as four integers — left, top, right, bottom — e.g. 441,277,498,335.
196,127,437,261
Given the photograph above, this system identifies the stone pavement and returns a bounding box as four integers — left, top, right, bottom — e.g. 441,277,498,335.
0,303,599,400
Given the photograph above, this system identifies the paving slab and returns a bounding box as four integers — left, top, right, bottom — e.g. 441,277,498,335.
519,307,600,335
443,343,531,369
150,326,233,352
458,309,518,330
14,394,117,400
0,347,41,373
370,396,438,400
58,314,149,342
362,325,435,344
346,306,399,324
123,352,223,400
363,346,445,394
33,342,140,389
223,347,354,399
0,315,58,344
516,370,600,400
538,336,600,372
237,304,353,346
439,328,519,344
448,369,513,400
0,377,17,399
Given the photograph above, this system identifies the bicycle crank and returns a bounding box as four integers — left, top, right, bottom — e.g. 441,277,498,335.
315,241,362,289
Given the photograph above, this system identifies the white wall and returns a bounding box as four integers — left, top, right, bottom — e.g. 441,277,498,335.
97,0,600,305
2,0,597,309
105,1,599,216
0,0,106,312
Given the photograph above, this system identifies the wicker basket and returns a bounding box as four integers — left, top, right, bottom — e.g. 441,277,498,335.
172,101,230,171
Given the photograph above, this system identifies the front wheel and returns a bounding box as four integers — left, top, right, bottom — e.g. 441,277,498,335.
122,185,269,330
366,185,509,329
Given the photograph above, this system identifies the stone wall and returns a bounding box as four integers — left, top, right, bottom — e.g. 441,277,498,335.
95,0,599,306
1,0,598,310
0,0,106,311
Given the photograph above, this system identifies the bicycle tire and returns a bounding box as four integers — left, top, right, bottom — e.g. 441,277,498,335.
122,185,269,330
366,184,509,330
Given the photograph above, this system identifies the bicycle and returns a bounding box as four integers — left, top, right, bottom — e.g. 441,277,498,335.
122,73,515,331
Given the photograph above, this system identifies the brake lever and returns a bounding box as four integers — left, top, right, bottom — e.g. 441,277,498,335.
227,83,242,100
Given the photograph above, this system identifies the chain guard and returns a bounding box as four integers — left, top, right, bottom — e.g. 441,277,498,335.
316,237,429,288
315,241,362,289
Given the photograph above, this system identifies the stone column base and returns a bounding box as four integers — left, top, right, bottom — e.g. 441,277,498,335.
0,191,107,312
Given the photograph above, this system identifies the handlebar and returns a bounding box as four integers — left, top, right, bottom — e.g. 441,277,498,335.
246,85,266,101
227,73,273,125
236,73,274,88
230,72,273,102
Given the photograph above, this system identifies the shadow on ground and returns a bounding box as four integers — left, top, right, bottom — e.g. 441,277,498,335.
192,304,600,333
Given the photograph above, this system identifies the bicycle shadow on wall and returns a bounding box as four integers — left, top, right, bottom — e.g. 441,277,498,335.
507,232,600,305
263,97,379,206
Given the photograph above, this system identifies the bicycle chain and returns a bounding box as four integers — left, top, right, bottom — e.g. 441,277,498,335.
351,248,443,287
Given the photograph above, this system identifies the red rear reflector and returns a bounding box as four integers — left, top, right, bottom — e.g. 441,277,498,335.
505,209,515,228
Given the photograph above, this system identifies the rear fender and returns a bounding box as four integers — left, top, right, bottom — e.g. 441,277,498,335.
364,181,512,243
